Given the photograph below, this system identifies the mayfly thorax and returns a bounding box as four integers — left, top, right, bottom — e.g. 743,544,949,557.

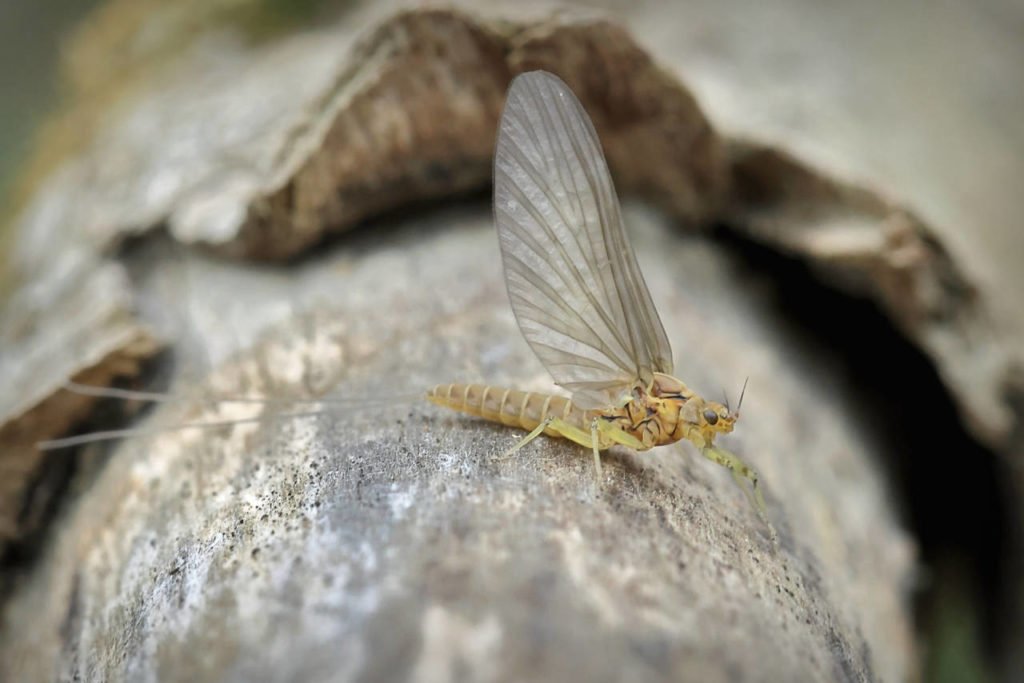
40,71,769,527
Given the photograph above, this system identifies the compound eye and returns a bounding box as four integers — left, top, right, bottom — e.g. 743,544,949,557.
703,409,719,425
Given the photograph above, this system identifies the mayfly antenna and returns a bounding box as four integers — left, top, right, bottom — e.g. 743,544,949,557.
735,377,749,415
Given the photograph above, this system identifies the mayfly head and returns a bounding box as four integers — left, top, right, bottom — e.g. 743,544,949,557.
700,399,736,437
694,378,745,444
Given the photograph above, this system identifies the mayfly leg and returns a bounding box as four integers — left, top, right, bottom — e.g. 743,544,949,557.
495,415,607,482
589,419,603,480
497,417,608,479
496,417,555,460
702,446,777,542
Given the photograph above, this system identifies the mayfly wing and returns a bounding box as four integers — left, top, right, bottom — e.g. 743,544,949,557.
493,71,674,409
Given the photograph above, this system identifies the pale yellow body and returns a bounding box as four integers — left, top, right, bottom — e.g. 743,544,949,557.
427,373,737,460
426,383,632,452
426,374,767,525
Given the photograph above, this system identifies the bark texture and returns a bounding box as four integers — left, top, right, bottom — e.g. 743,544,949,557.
1,207,914,682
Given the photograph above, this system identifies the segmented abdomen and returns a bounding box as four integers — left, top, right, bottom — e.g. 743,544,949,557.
426,383,590,436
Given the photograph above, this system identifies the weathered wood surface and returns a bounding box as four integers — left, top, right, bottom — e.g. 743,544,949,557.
1,1,1021,680
1,207,915,682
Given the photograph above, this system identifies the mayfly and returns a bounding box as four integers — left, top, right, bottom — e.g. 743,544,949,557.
426,71,767,519
39,71,767,523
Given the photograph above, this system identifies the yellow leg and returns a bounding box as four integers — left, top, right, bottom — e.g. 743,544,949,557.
497,417,647,485
702,446,777,541
496,417,609,483
590,419,604,480
497,417,554,460
595,419,647,451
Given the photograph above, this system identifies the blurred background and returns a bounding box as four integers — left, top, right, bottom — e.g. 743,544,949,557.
0,0,97,207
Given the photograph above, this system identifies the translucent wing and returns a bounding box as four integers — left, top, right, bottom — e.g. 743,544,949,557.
493,71,674,409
